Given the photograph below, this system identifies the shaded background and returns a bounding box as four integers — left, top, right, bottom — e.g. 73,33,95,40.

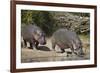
21,10,90,36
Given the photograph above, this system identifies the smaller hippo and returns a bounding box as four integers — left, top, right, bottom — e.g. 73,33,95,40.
22,24,46,49
51,28,84,57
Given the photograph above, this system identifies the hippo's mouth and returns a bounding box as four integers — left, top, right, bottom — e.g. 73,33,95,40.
40,42,46,45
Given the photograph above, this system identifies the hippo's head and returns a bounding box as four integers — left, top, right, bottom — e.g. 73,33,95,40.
74,48,84,57
74,43,84,57
35,31,46,45
38,32,46,45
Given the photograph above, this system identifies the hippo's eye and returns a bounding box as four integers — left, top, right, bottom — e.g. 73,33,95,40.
36,33,40,37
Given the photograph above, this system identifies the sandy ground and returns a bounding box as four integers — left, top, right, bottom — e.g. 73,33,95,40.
21,37,90,63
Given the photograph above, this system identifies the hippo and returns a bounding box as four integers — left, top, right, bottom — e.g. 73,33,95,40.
51,28,84,57
21,24,46,49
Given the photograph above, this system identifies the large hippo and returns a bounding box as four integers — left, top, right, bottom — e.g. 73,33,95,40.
51,28,84,57
21,24,46,49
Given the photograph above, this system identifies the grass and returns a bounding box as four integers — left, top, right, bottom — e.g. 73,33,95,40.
79,34,90,54
79,34,90,42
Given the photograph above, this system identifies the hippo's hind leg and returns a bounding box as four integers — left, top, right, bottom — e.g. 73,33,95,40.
23,40,27,48
35,41,39,49
52,42,56,51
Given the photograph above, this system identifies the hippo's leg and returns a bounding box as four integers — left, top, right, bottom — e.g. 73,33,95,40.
60,49,65,53
21,42,23,48
28,40,35,49
29,42,33,49
35,41,39,49
70,47,78,56
24,40,27,48
52,42,56,51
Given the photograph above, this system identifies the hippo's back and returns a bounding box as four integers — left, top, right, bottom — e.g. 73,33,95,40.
52,28,81,49
52,28,78,42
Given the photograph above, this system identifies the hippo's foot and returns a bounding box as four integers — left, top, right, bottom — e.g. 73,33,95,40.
77,53,84,57
28,47,33,49
57,50,65,53
60,51,65,53
73,52,84,57
35,44,39,49
66,51,72,57
60,49,65,53
35,41,39,49
35,46,39,49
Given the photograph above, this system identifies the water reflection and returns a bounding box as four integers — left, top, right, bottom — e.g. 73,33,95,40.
22,55,90,63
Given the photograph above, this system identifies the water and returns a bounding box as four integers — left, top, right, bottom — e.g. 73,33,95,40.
21,54,90,63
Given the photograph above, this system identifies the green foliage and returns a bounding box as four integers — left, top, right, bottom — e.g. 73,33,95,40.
32,11,56,36
21,10,33,24
21,10,90,36
21,10,56,36
70,12,90,17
